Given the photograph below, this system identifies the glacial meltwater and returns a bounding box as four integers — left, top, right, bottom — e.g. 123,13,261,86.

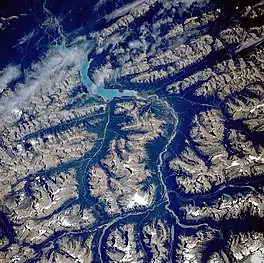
80,58,137,100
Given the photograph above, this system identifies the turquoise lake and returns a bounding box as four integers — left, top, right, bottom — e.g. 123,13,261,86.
80,59,137,100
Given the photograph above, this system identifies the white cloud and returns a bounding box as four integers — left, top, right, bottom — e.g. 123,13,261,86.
104,0,146,21
181,0,208,7
15,30,37,47
0,39,95,120
0,65,21,93
93,67,116,87
94,0,112,11
95,32,128,53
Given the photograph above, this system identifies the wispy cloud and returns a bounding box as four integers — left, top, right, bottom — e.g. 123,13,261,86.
94,0,114,11
15,30,37,47
96,32,128,51
104,0,146,21
0,39,95,120
0,65,21,93
181,0,208,7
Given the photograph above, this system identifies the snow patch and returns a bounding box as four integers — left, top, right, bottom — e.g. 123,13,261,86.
250,104,264,113
249,250,264,263
128,192,148,208
247,155,264,163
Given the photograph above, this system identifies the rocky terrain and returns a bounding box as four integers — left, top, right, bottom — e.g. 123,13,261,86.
0,0,264,262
